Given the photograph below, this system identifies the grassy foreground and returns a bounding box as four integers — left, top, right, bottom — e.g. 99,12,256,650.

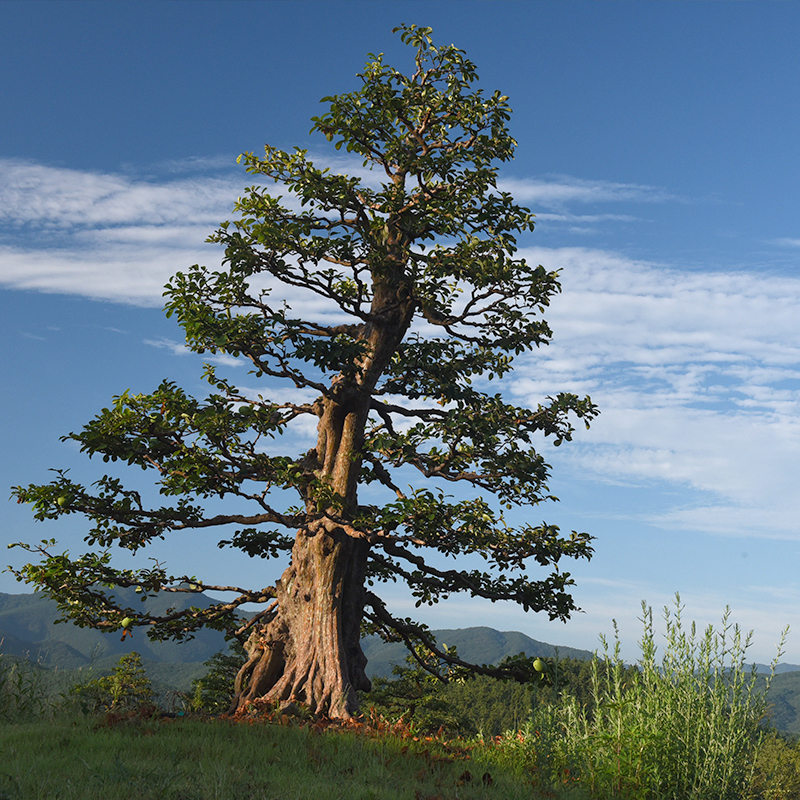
0,714,531,800
5,597,800,799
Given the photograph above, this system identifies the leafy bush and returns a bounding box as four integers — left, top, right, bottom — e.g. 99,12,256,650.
748,730,800,800
362,646,471,733
69,651,155,714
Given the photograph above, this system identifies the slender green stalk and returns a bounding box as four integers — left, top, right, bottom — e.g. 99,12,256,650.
0,648,49,721
493,595,787,800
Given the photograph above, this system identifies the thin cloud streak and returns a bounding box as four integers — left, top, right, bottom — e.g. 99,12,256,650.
498,175,674,210
144,337,243,368
0,244,203,305
535,212,640,224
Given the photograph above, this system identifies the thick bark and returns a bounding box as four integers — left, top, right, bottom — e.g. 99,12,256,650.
231,390,380,718
230,240,415,718
231,519,370,718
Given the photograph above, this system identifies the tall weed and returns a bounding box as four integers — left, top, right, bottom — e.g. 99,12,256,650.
0,647,48,721
498,596,786,800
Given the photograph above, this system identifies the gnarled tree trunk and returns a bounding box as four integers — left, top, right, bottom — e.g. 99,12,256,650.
231,246,415,718
232,520,370,718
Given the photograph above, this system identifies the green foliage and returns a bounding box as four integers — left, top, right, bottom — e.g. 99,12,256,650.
69,652,156,714
748,730,800,800
0,652,48,721
490,596,787,800
189,641,245,714
362,638,638,738
363,646,470,733
532,655,640,716
441,674,536,738
9,23,598,699
362,646,575,737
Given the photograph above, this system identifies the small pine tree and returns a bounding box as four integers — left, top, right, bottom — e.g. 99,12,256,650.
190,641,246,714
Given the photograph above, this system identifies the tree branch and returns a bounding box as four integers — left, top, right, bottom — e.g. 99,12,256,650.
365,593,538,684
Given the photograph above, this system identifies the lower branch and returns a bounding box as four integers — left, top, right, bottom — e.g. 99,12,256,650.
364,592,539,684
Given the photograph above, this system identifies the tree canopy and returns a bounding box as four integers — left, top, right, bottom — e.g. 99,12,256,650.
10,24,598,718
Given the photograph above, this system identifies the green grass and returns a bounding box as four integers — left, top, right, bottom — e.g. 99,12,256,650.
0,714,532,800
3,596,796,800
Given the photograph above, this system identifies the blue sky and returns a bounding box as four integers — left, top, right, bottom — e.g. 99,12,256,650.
2,0,800,664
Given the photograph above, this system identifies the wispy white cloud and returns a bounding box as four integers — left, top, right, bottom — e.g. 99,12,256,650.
0,244,201,305
532,211,642,235
0,158,243,303
0,157,363,305
498,175,674,210
142,337,193,357
142,154,242,176
511,246,800,538
0,158,244,229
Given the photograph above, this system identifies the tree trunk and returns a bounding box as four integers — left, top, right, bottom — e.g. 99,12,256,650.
232,248,414,718
232,520,371,718
230,381,386,718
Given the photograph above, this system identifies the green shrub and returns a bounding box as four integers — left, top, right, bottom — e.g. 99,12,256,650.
492,596,786,800
362,646,469,733
441,673,535,736
69,652,155,714
748,730,800,800
189,641,245,714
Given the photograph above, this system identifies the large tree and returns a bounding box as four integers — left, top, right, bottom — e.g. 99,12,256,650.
10,25,598,719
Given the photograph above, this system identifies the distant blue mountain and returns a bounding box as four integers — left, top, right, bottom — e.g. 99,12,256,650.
754,662,800,675
0,589,230,668
362,625,595,678
1,591,593,679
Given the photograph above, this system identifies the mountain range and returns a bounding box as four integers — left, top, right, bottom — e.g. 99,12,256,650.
0,590,593,679
3,590,800,735
0,589,230,669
